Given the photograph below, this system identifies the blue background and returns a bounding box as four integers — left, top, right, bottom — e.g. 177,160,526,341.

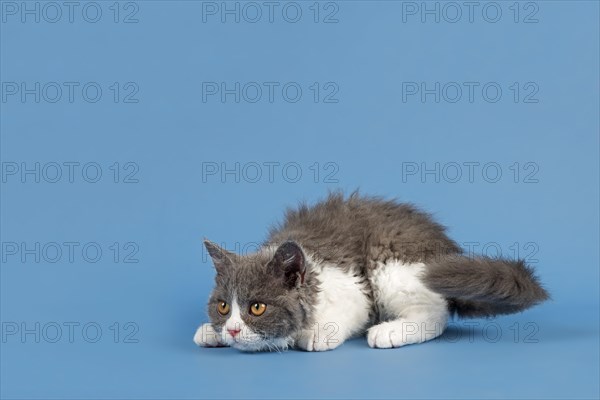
1,1,599,399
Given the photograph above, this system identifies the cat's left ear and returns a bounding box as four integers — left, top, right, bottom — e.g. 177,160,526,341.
204,239,234,274
269,241,306,288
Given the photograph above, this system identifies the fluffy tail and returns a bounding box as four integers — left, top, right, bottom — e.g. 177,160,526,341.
423,255,550,318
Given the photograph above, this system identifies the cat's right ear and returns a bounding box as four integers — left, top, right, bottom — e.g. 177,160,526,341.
269,241,306,288
203,239,234,273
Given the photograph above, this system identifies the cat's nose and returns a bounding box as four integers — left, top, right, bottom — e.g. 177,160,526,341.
227,328,241,338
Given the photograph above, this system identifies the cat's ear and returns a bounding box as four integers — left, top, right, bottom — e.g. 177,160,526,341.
203,239,234,273
269,241,306,288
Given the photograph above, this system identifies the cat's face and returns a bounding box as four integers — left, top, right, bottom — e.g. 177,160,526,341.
204,240,308,352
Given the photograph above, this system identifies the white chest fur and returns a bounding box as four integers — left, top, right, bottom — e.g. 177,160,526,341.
314,264,372,333
295,261,371,351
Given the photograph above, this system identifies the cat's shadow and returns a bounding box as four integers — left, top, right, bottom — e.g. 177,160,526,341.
437,321,596,344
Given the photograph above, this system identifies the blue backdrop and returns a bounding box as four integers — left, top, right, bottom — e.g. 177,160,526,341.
1,1,598,399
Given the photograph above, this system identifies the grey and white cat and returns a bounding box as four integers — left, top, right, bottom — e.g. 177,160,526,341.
194,193,548,352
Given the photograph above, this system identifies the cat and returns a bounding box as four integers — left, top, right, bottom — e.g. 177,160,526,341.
194,192,549,352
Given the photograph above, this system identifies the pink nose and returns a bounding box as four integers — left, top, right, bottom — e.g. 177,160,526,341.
227,328,241,338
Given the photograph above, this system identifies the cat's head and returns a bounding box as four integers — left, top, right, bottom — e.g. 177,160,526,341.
203,239,311,352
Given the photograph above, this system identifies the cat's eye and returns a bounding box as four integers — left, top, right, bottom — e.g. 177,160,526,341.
217,301,230,315
249,303,267,316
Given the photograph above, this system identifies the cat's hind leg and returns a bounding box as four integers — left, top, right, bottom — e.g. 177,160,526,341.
367,306,448,348
368,261,449,348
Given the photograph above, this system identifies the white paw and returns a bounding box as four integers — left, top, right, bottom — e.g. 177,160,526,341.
367,321,410,349
295,323,344,352
368,318,447,348
193,323,227,347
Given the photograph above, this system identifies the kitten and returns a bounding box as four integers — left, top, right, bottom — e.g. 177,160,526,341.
194,192,549,352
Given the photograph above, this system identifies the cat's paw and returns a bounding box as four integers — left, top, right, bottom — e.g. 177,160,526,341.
367,321,410,349
295,325,343,352
193,323,227,347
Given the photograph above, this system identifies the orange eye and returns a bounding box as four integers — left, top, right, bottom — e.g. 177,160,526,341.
250,303,267,316
217,301,230,315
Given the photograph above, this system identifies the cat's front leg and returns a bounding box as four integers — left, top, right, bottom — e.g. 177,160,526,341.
193,323,228,347
295,321,349,352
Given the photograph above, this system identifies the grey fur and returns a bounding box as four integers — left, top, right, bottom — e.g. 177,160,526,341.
203,191,549,349
424,254,549,318
204,240,319,350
